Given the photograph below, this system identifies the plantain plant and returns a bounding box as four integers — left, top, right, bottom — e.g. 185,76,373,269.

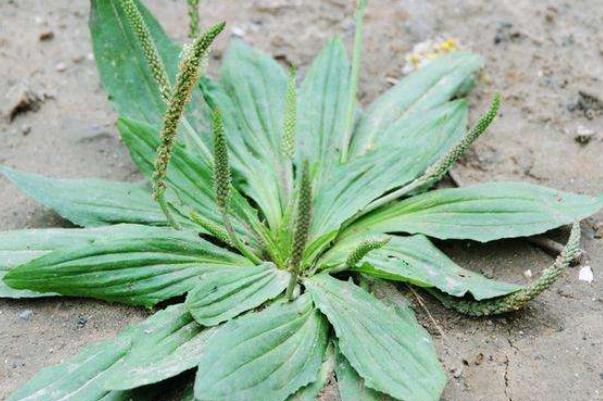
1,0,601,400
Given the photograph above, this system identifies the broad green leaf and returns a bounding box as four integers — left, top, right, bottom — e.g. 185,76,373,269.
350,52,484,155
306,100,467,260
4,228,250,307
194,294,328,401
7,338,131,401
1,166,166,228
186,262,290,326
118,117,263,247
0,224,180,299
199,77,284,232
306,274,446,401
220,39,287,167
7,304,199,401
205,39,287,229
349,182,603,242
320,235,521,300
287,344,335,401
106,304,212,390
297,37,350,187
335,349,394,401
367,98,467,160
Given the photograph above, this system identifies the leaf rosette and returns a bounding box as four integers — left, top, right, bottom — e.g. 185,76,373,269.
2,1,601,400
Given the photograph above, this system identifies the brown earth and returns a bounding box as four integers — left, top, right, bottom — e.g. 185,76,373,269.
1,0,602,400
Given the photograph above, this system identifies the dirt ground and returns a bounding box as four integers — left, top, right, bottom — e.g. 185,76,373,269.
1,0,602,400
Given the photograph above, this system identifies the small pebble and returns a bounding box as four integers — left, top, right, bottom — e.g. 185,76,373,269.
21,124,31,135
574,125,595,145
578,265,594,283
55,62,67,72
523,269,533,279
231,26,246,37
19,309,33,321
76,315,88,328
39,30,54,41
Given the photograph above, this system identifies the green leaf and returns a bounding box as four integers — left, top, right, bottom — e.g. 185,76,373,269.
286,344,335,401
194,294,328,401
118,116,263,246
4,227,250,307
204,39,287,229
367,98,468,161
7,304,200,401
306,100,467,259
350,52,484,155
297,37,350,186
7,338,131,401
0,224,176,299
186,262,290,326
1,166,166,228
105,304,212,390
305,274,446,401
333,235,521,300
335,349,395,401
90,0,179,126
350,182,603,242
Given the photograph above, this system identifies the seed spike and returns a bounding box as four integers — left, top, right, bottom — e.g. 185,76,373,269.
340,0,368,163
430,222,581,316
119,0,171,101
286,161,313,300
345,237,391,267
211,108,262,264
282,66,297,160
422,92,500,183
190,211,232,246
152,22,225,227
212,108,230,212
186,0,200,39
356,93,500,218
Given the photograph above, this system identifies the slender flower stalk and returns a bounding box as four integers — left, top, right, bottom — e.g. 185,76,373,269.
286,161,313,300
186,0,201,39
119,0,171,101
340,0,368,163
355,93,501,218
212,108,262,264
152,22,225,227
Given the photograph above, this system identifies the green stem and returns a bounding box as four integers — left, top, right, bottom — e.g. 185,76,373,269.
182,117,212,163
157,195,180,229
222,211,262,264
340,0,367,163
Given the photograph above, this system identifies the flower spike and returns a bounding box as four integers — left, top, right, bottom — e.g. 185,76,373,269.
211,108,262,264
212,108,230,212
119,0,171,101
430,222,581,316
345,237,391,267
286,160,313,300
186,0,201,39
152,21,225,227
282,66,297,160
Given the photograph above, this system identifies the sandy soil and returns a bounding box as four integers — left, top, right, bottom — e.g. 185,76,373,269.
1,1,602,400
